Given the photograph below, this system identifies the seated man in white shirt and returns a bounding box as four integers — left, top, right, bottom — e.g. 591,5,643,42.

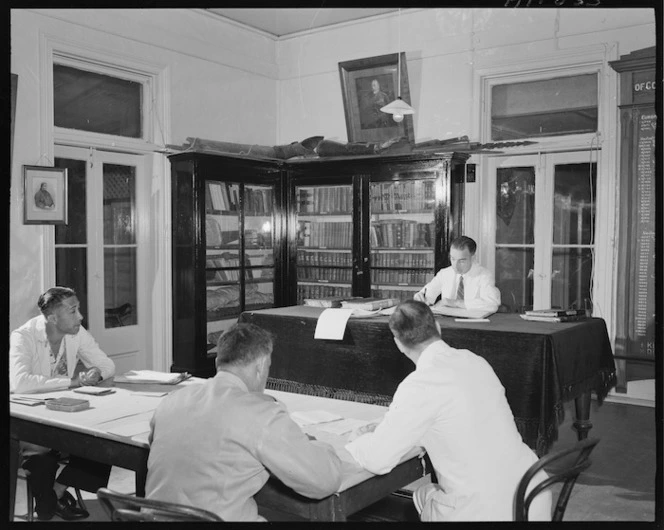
345,300,551,521
10,286,116,521
413,235,500,314
146,323,343,521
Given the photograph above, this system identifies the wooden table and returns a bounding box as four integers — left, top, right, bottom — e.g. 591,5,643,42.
239,306,617,456
9,382,426,522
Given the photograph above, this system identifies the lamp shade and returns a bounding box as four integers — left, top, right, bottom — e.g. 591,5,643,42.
380,97,414,116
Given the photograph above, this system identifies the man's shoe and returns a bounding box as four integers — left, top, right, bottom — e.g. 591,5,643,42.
35,489,57,521
55,491,89,520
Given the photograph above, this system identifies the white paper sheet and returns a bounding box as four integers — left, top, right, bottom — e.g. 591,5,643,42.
314,308,354,340
290,409,343,427
315,418,373,436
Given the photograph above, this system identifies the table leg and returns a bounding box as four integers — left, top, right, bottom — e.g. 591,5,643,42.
9,437,20,521
135,467,147,497
573,391,592,440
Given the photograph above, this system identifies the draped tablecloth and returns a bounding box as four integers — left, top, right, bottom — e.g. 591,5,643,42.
239,307,616,455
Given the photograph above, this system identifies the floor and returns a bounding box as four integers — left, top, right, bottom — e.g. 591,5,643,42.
12,399,658,522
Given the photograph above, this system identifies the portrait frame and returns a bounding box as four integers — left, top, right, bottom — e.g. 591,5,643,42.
338,52,414,144
23,165,68,225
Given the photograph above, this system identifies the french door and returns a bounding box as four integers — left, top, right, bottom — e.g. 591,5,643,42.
54,145,148,372
485,151,597,313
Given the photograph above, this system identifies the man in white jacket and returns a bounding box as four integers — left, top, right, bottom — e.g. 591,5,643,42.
345,300,551,521
10,286,116,520
414,235,500,314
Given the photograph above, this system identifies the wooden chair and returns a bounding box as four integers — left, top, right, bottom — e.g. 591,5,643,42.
514,437,600,521
97,488,224,522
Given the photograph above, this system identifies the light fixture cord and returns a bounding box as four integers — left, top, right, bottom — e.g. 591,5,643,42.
397,8,401,98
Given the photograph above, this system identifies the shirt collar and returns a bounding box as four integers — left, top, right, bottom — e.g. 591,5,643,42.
214,369,250,392
416,339,449,367
34,315,49,344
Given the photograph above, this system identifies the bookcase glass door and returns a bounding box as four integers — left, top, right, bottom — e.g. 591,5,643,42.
205,181,276,352
370,175,436,301
295,184,353,303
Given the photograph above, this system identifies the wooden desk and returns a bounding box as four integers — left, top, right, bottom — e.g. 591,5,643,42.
10,383,426,522
239,307,617,455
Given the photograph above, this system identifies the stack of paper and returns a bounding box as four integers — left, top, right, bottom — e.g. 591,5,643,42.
114,370,191,384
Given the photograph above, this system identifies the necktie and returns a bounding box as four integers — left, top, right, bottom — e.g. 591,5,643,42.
456,275,464,300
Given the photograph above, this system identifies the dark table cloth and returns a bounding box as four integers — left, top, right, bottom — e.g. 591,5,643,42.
239,306,616,455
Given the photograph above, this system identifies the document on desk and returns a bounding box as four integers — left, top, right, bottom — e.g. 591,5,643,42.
315,418,374,437
314,308,354,340
291,409,343,427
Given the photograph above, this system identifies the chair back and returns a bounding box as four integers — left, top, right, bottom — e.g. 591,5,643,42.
97,488,223,522
514,437,600,521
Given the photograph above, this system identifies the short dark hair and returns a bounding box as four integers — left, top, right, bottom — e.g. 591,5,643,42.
215,323,273,371
388,300,440,349
38,287,77,316
450,236,477,255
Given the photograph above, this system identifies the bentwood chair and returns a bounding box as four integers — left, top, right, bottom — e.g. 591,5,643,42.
97,488,224,522
514,437,600,521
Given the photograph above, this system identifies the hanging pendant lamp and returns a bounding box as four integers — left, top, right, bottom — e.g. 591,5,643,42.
380,8,414,124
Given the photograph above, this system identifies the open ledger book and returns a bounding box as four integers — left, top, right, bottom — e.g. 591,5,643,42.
430,305,494,319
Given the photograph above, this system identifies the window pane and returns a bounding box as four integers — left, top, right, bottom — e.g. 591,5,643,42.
491,74,598,140
495,247,534,313
54,158,87,244
553,163,596,245
496,167,535,245
53,64,142,137
56,247,88,328
103,164,136,245
245,185,275,310
104,248,137,328
551,248,593,311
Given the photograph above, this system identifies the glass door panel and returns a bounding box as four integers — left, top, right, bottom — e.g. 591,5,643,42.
244,184,275,311
551,161,596,311
103,163,137,328
296,184,353,303
495,166,536,312
370,177,435,302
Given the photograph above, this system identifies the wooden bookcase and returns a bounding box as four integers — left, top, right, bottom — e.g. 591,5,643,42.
169,151,468,376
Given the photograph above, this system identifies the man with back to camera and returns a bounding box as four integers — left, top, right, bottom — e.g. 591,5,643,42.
145,323,343,521
10,286,116,520
345,300,551,521
413,235,501,314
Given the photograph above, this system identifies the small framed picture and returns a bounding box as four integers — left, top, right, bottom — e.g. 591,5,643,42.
23,165,68,225
338,52,414,144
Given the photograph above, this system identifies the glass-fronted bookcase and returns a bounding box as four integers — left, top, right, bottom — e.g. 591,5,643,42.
170,151,467,376
288,152,468,305
170,152,286,376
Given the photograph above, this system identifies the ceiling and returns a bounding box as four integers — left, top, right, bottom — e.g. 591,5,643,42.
205,8,400,38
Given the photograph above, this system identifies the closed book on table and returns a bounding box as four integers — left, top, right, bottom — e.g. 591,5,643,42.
46,397,90,412
340,297,400,311
524,308,587,318
304,296,363,308
520,314,588,323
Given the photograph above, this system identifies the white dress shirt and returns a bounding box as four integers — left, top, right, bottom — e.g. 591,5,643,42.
9,315,115,394
415,262,501,313
345,340,550,521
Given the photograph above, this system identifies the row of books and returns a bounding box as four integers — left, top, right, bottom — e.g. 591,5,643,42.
370,220,434,249
298,268,352,283
371,269,430,285
297,221,352,248
370,180,435,212
520,308,589,322
206,182,273,215
298,186,353,215
206,182,239,212
297,284,352,303
297,249,352,267
371,288,419,302
371,251,434,268
296,180,436,216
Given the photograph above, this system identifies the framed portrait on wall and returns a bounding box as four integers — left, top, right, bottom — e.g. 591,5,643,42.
338,53,414,144
23,165,68,225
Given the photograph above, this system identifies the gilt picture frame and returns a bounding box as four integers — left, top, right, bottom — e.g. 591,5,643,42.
23,165,68,225
338,52,414,144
